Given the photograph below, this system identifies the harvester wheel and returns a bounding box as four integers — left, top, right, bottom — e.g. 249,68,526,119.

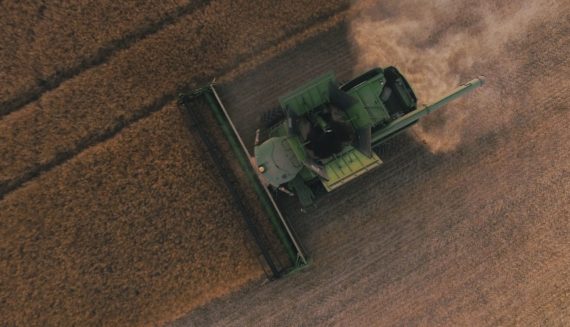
261,107,285,129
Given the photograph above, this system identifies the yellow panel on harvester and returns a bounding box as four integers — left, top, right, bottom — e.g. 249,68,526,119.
322,148,382,191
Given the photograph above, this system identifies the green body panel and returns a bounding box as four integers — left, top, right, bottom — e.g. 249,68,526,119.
286,136,307,163
289,175,315,207
254,136,302,186
345,100,372,129
345,74,389,127
322,147,382,191
279,72,334,116
298,165,317,181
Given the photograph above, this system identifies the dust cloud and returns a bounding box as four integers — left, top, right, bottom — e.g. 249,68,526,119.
349,0,562,152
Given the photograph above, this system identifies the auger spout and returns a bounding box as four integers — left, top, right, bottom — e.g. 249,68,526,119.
371,76,485,144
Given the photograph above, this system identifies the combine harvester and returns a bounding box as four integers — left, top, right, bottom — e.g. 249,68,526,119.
179,66,484,277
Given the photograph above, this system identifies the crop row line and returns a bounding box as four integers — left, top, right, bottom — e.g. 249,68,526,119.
0,0,210,118
0,93,176,199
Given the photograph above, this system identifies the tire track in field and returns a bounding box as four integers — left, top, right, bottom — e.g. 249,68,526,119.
0,1,210,118
0,5,349,200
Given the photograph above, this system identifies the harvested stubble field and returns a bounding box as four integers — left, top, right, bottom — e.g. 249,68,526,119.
2,0,570,326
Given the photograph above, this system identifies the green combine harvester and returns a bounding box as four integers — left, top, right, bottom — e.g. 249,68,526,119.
180,66,484,276
253,67,484,206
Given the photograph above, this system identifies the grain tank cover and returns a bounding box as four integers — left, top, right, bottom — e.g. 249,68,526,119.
254,136,303,187
278,72,335,116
